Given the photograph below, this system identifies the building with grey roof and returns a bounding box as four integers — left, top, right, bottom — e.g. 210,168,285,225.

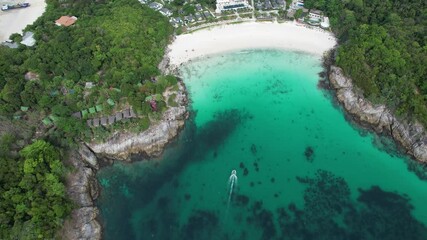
108,115,115,125
130,108,136,118
123,109,131,119
93,118,100,127
100,117,108,126
72,112,82,119
115,112,123,121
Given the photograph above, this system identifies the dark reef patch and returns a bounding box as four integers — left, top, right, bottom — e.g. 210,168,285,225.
180,210,219,239
250,144,257,155
234,194,250,207
304,146,315,162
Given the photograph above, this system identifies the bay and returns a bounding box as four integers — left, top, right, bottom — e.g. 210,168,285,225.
97,50,427,240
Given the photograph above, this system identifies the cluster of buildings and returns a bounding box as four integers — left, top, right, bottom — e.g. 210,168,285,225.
215,0,251,13
287,1,330,29
139,0,214,27
254,0,285,11
71,103,137,128
2,15,77,49
1,31,35,48
86,108,137,127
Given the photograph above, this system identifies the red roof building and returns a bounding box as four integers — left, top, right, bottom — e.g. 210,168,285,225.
55,16,78,27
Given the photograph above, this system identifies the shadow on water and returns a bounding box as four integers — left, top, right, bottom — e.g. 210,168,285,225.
98,109,248,240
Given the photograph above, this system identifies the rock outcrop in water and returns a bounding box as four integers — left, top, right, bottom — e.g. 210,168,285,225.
61,144,101,240
88,81,188,161
329,66,427,163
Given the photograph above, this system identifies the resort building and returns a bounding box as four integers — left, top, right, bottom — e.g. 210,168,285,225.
321,16,330,29
55,16,78,27
308,9,323,21
215,0,251,13
148,2,163,10
159,8,173,17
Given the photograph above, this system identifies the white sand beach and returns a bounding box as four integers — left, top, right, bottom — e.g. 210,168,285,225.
168,21,337,66
0,0,46,41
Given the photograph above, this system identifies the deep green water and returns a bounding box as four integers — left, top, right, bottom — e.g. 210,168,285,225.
97,50,427,240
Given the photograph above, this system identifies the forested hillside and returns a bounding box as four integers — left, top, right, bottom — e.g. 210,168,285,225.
305,0,427,125
0,0,174,145
0,0,174,238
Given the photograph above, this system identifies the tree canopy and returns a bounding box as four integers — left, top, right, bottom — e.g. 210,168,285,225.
305,0,427,125
0,140,71,239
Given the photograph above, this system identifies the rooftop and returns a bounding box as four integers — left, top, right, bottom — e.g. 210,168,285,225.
55,16,78,27
21,32,35,47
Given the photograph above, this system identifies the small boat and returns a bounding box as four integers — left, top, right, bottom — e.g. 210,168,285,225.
1,3,30,11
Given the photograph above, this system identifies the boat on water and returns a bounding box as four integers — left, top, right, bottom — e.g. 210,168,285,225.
1,3,30,11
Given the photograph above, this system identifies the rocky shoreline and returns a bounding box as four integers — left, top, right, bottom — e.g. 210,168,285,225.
61,81,188,239
328,66,427,163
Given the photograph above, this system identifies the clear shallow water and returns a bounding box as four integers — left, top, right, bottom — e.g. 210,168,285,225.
97,50,427,240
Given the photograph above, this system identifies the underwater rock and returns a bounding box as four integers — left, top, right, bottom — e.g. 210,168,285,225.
304,146,315,162
251,144,257,155
234,194,250,207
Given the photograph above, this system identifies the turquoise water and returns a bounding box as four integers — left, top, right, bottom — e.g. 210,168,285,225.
97,50,427,240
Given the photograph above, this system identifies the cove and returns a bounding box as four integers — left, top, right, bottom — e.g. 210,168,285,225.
96,50,427,239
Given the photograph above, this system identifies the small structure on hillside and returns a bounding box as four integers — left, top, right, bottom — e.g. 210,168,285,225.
55,16,78,27
93,118,100,127
72,112,82,119
123,109,131,119
108,115,115,125
85,82,94,89
21,31,35,47
25,71,39,81
115,112,123,121
1,40,18,48
100,117,108,126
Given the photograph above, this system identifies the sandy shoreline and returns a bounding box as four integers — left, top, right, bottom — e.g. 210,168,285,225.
0,0,46,41
168,21,337,67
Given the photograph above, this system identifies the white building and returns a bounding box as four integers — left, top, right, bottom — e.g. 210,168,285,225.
321,16,330,29
216,0,250,13
308,9,323,21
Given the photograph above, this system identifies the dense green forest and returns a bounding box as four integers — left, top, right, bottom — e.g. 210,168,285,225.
0,0,175,145
304,0,427,125
0,140,71,239
0,0,175,238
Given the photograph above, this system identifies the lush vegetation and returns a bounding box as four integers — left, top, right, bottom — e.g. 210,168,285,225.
0,140,72,239
304,0,427,125
0,0,177,237
0,0,175,145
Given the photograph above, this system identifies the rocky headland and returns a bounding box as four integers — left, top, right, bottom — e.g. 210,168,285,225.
88,81,188,161
329,66,427,163
61,81,188,239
